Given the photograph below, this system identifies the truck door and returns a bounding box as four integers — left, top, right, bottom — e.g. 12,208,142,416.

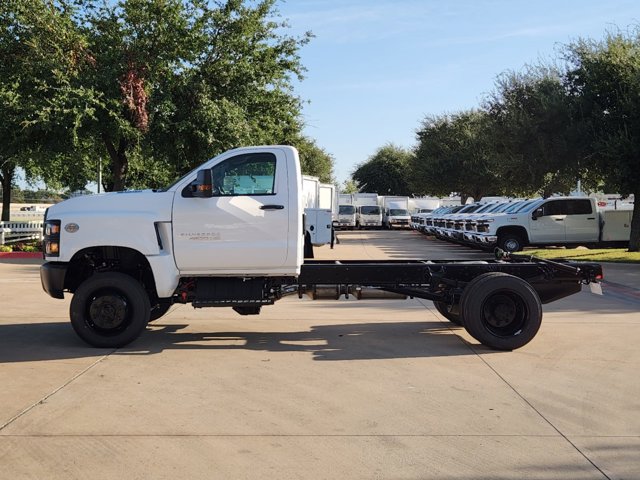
529,200,566,243
564,199,599,242
172,150,290,273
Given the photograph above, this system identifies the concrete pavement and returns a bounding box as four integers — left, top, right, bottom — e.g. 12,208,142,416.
0,230,638,479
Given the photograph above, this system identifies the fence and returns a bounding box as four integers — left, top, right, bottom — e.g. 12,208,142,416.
0,221,44,245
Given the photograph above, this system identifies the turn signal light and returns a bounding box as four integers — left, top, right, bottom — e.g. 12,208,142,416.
45,241,59,255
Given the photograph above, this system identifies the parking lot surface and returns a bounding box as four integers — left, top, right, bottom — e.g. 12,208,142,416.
1,230,639,479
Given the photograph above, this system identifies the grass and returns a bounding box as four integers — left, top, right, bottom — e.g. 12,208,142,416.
522,247,640,263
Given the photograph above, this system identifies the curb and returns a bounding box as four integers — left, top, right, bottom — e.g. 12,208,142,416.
0,252,43,259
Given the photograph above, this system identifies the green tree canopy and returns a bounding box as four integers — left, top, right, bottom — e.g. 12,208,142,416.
564,29,640,250
294,136,334,183
412,110,502,203
485,66,592,198
0,0,91,220
2,0,328,201
351,144,413,195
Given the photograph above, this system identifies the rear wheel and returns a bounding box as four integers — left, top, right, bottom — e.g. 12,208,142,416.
460,272,542,350
70,272,150,348
433,301,462,326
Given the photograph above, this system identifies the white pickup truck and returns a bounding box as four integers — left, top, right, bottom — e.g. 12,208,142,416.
473,197,632,252
40,146,603,351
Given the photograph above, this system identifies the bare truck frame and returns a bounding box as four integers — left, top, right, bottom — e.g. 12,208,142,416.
41,250,603,351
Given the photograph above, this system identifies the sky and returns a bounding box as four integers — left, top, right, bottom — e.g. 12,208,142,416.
274,0,640,185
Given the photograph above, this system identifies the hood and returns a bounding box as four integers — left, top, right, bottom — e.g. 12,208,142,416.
47,190,175,222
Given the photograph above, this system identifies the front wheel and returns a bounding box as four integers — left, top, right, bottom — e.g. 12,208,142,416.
70,272,150,348
460,272,542,350
498,233,524,252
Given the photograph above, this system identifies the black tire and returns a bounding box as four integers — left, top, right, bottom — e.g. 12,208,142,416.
149,301,172,322
460,272,542,350
498,233,524,252
433,301,462,326
70,272,150,348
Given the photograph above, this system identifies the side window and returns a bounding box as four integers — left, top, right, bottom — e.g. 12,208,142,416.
211,152,276,196
542,201,566,216
182,152,277,197
567,199,593,215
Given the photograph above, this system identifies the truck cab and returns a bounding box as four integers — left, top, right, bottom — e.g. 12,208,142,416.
336,204,356,229
356,205,382,228
41,146,304,302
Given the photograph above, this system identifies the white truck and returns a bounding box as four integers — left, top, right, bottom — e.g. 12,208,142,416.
40,146,603,351
353,193,382,229
409,197,440,214
318,183,336,215
473,197,632,252
336,193,356,229
381,196,411,229
300,175,333,248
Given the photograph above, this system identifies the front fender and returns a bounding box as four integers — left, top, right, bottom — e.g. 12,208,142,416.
52,213,161,263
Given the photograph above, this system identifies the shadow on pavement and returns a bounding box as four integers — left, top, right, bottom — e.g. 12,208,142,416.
0,320,495,363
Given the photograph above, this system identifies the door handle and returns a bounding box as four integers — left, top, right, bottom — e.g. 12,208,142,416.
260,204,285,210
555,218,564,221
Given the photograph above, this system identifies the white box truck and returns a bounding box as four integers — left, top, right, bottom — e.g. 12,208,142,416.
336,193,356,229
382,196,411,229
318,183,336,215
353,193,382,228
409,197,441,214
301,175,333,248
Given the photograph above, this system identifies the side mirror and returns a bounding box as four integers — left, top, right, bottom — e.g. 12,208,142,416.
191,169,213,198
532,208,543,220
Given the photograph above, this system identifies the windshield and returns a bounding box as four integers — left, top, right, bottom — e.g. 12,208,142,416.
516,200,543,213
459,204,481,213
360,206,380,215
389,208,408,216
339,205,356,215
493,202,518,213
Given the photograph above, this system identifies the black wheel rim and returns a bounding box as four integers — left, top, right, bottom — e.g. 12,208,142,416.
481,291,527,337
86,289,132,334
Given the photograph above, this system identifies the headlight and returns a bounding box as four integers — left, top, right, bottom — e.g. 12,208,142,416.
45,223,61,236
43,220,61,257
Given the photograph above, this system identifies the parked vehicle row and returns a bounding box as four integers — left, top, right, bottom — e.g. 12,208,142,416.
337,194,427,230
412,197,633,252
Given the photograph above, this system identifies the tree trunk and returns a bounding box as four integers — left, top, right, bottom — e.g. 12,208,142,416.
472,189,485,203
102,133,129,191
628,190,640,252
0,163,14,222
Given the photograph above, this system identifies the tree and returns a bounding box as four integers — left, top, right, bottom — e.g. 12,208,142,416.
73,0,314,191
412,110,501,203
0,0,89,220
485,66,592,198
564,29,640,251
340,179,358,194
351,144,413,195
293,136,334,183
